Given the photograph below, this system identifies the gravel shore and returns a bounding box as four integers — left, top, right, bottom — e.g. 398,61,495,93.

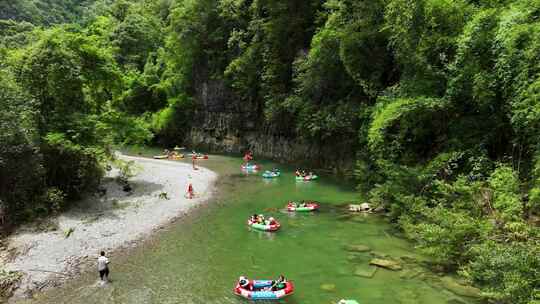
2,153,217,301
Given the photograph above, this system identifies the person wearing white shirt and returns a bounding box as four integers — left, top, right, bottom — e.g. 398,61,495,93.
97,251,110,282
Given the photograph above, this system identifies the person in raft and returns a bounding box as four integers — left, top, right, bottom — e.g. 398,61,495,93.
187,183,194,199
287,201,295,208
243,150,253,166
257,214,265,224
267,217,277,225
295,169,300,177
97,251,110,283
250,214,258,222
271,274,287,291
239,276,252,290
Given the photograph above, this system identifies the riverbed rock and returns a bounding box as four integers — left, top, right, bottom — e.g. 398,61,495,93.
373,205,386,213
0,270,23,299
399,268,423,280
354,266,378,278
369,259,402,271
320,283,336,292
347,252,371,263
344,244,371,252
440,277,482,298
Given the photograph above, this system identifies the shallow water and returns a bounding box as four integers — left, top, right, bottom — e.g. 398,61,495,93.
21,155,478,304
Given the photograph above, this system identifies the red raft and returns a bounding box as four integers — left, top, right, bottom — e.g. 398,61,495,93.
234,280,294,300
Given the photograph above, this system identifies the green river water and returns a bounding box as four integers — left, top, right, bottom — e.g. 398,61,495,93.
21,154,479,304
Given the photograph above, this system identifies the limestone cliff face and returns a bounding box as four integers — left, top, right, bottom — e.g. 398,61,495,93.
188,79,356,173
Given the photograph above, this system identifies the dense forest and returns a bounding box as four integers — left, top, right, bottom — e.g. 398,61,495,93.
0,0,539,302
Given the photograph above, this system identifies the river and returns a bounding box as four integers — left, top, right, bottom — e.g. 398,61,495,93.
19,154,478,304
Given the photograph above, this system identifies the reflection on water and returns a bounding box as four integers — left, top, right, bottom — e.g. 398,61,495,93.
20,155,480,304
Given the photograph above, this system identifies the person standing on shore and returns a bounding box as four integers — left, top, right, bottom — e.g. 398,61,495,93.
187,183,194,199
97,251,110,284
192,153,198,170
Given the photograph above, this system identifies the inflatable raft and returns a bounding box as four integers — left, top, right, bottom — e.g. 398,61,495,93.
247,219,280,231
262,170,280,178
295,175,319,181
234,280,294,300
241,164,260,171
287,202,320,212
153,155,168,159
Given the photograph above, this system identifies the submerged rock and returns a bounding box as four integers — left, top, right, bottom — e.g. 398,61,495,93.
396,289,420,304
336,214,353,221
320,283,336,292
440,277,482,298
399,255,419,264
354,266,378,278
399,268,423,280
344,244,371,252
370,251,390,258
350,216,366,223
369,259,402,271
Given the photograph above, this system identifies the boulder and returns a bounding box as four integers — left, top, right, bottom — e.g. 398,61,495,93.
349,203,371,212
344,244,371,252
369,259,402,271
441,277,482,298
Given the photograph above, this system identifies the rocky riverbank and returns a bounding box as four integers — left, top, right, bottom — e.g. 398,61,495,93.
0,154,217,302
